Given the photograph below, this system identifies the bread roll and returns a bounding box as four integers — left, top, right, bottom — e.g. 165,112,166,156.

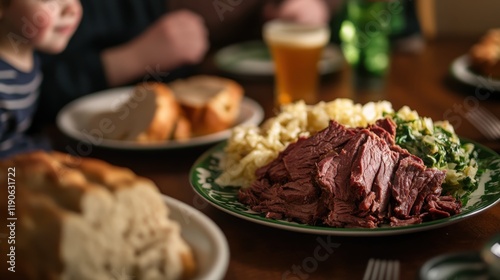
88,76,244,143
170,75,243,136
469,29,500,78
0,151,196,280
89,82,191,143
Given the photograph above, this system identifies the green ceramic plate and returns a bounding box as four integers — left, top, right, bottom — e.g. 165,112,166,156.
190,140,500,236
214,40,344,76
418,251,489,279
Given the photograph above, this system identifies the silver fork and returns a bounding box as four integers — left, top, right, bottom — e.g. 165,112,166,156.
464,106,500,140
362,258,400,280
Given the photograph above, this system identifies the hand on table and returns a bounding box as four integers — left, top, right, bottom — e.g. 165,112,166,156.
140,10,209,67
102,10,209,87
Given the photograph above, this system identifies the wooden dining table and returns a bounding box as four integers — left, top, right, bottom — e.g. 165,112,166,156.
50,37,500,280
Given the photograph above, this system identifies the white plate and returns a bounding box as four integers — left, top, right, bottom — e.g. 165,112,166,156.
215,40,344,76
56,87,264,150
163,195,229,280
450,54,500,91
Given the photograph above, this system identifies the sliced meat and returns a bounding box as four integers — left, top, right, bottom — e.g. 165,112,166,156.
238,117,461,229
391,157,446,219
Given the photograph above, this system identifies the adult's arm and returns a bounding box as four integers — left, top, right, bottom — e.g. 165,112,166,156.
101,10,208,88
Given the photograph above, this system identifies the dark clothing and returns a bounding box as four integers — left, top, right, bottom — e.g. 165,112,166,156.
0,55,50,158
37,0,168,123
36,0,338,125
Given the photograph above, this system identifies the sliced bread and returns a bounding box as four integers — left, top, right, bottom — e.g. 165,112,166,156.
170,75,243,136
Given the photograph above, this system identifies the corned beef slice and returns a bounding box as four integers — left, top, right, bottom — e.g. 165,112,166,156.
350,132,383,202
368,118,397,146
325,198,379,228
283,121,355,181
320,130,391,228
238,118,461,228
425,195,461,219
239,121,352,224
239,177,323,224
331,131,367,201
371,146,399,217
239,165,325,224
239,121,355,224
391,157,445,218
255,121,355,182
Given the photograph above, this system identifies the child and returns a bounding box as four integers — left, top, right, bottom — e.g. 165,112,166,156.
0,0,82,158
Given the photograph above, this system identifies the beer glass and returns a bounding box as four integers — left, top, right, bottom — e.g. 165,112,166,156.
263,20,330,105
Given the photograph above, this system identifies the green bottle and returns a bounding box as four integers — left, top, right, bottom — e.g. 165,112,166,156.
339,0,400,77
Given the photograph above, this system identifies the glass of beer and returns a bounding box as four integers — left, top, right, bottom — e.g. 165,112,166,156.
263,20,330,105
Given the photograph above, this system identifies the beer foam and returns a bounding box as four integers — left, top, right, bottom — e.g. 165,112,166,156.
263,20,330,47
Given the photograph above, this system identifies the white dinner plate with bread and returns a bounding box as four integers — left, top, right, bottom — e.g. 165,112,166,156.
450,54,500,92
450,28,500,91
0,151,229,279
57,76,264,150
162,195,229,280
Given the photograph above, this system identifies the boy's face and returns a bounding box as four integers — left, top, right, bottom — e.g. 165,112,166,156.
1,0,82,54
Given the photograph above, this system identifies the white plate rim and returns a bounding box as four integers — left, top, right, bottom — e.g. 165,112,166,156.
450,54,500,91
163,195,229,280
56,86,264,150
214,40,344,76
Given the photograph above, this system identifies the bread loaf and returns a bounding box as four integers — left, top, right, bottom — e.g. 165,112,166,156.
0,151,196,280
469,29,500,78
170,75,244,136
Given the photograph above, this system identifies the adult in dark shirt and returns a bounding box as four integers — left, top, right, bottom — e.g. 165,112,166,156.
37,0,207,122
36,0,337,123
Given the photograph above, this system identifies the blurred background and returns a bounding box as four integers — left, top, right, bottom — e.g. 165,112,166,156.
417,0,500,38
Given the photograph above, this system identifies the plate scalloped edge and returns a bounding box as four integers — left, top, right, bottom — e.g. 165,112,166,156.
189,140,500,237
